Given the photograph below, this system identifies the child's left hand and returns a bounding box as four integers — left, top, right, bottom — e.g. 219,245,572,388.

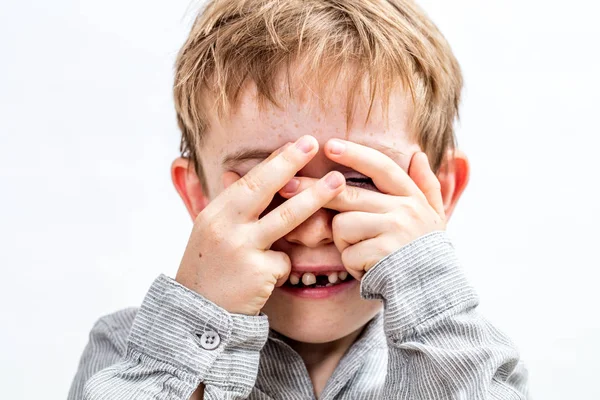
278,138,447,280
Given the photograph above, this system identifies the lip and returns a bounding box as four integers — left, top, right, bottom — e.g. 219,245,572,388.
278,277,358,299
291,265,346,273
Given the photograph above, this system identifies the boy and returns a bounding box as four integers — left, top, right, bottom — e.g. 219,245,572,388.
68,0,529,399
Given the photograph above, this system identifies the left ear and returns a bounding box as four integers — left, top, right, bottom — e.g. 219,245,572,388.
436,148,470,221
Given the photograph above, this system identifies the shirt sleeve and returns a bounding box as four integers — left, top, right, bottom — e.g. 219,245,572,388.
360,230,530,399
72,274,270,400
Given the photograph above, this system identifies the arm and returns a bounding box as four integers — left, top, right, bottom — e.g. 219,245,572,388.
70,275,269,400
70,137,342,399
276,140,530,398
360,231,530,399
67,308,135,400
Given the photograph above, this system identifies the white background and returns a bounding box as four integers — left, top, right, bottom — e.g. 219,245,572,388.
1,1,598,399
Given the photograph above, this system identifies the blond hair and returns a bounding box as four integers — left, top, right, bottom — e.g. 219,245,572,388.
174,0,463,190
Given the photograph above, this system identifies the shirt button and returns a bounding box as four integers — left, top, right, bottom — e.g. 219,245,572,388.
199,330,220,350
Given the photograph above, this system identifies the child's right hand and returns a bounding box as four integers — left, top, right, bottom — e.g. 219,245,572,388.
174,135,346,316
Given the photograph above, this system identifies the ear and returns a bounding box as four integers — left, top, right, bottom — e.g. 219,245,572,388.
170,157,209,221
436,149,470,221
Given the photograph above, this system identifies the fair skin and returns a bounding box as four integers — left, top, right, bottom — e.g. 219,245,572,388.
173,70,469,399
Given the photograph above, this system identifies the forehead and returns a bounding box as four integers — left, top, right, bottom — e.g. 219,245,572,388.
203,75,418,169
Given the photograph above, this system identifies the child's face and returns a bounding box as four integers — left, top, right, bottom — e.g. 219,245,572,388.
197,76,421,343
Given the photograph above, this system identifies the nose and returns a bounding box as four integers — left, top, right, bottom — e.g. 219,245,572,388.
283,208,336,248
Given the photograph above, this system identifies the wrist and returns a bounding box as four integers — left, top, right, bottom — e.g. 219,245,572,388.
128,274,269,389
360,231,478,336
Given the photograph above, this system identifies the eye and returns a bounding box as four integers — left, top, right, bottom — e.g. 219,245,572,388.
346,177,376,190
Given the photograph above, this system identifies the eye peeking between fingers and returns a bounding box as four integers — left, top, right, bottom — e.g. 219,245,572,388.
346,177,377,191
279,176,378,195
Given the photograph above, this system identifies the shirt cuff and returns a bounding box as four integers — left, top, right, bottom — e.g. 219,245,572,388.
127,274,269,392
360,230,479,338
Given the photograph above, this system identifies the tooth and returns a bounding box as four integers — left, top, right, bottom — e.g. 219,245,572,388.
289,274,299,285
301,272,316,286
338,271,348,280
328,272,338,283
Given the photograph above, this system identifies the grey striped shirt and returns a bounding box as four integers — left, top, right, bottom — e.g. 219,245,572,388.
67,231,529,399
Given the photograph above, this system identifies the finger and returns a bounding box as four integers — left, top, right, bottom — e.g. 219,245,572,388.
324,139,420,196
279,176,393,213
332,211,385,253
408,152,446,220
261,141,294,164
263,250,291,288
340,238,386,280
254,171,346,248
226,135,318,220
222,142,293,190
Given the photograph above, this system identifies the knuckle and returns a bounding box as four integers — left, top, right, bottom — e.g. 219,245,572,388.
193,210,210,228
258,284,275,299
406,198,421,218
332,213,344,232
331,213,340,230
209,228,228,248
205,219,243,250
240,174,264,193
344,186,360,203
279,149,296,165
205,218,222,235
390,213,405,229
276,251,291,266
278,206,298,227
341,249,353,269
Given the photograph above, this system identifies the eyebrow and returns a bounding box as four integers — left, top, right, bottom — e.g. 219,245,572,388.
222,147,279,168
221,140,407,168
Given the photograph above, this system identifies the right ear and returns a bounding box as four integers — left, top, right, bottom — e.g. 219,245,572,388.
170,157,209,221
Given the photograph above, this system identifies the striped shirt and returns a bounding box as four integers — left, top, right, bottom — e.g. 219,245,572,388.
67,231,530,399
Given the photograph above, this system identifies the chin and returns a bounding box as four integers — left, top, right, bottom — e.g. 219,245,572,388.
262,285,383,343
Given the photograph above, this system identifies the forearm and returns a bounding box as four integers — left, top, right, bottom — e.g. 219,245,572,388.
82,275,269,400
361,231,528,399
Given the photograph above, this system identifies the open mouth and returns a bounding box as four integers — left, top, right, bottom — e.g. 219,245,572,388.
283,271,355,288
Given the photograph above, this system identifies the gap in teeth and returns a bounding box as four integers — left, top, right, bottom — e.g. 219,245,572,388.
289,271,349,286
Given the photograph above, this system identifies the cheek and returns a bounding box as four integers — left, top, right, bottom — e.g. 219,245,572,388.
220,171,242,192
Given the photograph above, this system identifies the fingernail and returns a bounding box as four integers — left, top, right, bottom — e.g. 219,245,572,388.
328,140,346,155
282,178,300,193
295,136,314,153
325,172,344,189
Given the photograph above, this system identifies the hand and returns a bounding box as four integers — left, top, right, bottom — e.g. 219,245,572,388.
175,136,346,315
278,139,446,280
